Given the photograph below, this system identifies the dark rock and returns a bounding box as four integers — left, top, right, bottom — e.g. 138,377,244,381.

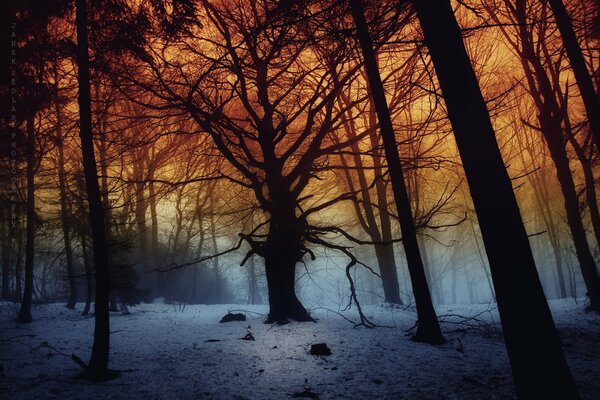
291,388,319,399
310,343,332,356
220,313,246,323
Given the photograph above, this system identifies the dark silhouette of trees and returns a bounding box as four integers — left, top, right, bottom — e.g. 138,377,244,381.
17,115,35,323
75,0,114,381
412,0,579,397
348,0,444,344
487,0,600,312
548,0,600,155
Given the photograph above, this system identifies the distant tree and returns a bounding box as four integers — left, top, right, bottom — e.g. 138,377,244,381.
7,0,68,323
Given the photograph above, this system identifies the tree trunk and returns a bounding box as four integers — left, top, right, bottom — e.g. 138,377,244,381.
14,224,23,302
263,193,313,323
1,212,11,301
56,107,78,310
336,94,403,305
247,253,261,304
17,116,35,324
349,0,444,344
263,240,312,324
548,0,600,155
543,127,600,310
567,131,600,251
412,0,579,397
373,243,402,304
148,179,159,266
76,0,113,381
81,228,93,316
109,290,119,312
134,178,149,273
209,199,221,304
369,103,403,305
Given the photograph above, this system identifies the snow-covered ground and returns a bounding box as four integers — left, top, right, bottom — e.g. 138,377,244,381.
1,299,599,399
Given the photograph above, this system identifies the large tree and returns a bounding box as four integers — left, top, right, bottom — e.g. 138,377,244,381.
114,0,384,323
75,0,114,381
411,0,579,397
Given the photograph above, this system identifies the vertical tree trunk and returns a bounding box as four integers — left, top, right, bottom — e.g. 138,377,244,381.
336,96,403,305
349,0,444,344
567,131,600,250
76,0,113,381
17,116,35,324
148,178,159,265
263,191,313,323
209,198,221,304
1,213,11,301
543,128,600,310
134,177,149,273
247,253,261,304
14,225,23,302
369,105,403,305
81,227,93,316
548,0,600,155
412,0,579,397
56,105,78,309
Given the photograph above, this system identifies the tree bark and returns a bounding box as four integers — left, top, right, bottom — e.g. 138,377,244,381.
76,0,113,381
548,0,600,155
412,0,579,397
17,116,35,324
349,0,444,344
263,189,313,323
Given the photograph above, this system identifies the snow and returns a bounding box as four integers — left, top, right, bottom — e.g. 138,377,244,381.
1,299,599,399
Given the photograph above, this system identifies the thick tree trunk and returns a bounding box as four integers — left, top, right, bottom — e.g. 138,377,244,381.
548,0,600,155
56,109,78,309
17,116,35,324
263,196,313,323
76,0,113,381
263,241,312,324
413,0,579,397
349,0,444,344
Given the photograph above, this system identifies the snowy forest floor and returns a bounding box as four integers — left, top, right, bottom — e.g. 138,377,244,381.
1,299,599,399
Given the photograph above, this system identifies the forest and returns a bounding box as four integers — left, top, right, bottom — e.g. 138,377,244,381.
1,0,600,399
